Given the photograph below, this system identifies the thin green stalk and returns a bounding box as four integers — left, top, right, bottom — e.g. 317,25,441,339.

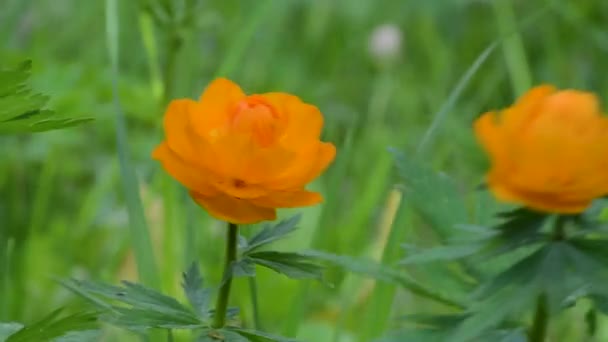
493,0,532,96
248,277,261,329
0,238,14,320
214,0,275,78
358,202,411,341
29,149,57,233
138,12,163,102
105,0,160,289
213,222,239,328
529,294,548,342
162,31,182,105
552,216,566,241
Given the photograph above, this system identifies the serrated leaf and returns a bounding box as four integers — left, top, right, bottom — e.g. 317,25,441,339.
6,310,97,342
182,263,212,319
401,244,483,264
453,242,590,341
231,259,256,278
227,328,298,342
62,279,202,330
302,250,465,309
0,62,93,134
53,330,101,342
399,313,468,329
477,208,549,258
106,307,200,329
0,323,23,342
248,251,323,280
199,329,249,342
243,215,301,254
390,150,468,239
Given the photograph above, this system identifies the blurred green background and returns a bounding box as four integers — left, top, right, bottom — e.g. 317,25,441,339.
1,0,608,340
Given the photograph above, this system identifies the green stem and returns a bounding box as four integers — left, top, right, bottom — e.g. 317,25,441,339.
248,277,261,329
529,294,548,342
162,31,182,106
552,216,566,241
492,0,532,96
213,222,239,328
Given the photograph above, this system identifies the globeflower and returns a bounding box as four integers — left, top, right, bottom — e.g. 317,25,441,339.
153,79,337,332
474,85,608,213
153,78,336,224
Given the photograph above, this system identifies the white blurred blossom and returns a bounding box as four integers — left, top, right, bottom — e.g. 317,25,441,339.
368,24,403,63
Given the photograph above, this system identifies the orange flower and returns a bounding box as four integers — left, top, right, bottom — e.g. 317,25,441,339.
474,85,608,213
152,78,336,224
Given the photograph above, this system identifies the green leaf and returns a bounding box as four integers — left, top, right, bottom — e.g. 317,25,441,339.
0,323,22,342
231,259,256,278
53,330,101,342
227,328,298,342
182,263,212,319
248,252,323,280
390,150,468,239
485,208,548,256
452,241,593,341
6,309,97,342
62,279,202,330
0,62,93,134
401,244,483,264
243,215,301,254
302,250,465,309
198,329,249,342
590,294,608,315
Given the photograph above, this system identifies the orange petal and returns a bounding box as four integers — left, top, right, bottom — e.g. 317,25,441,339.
190,191,276,224
152,142,218,196
541,90,600,121
162,99,211,163
504,85,555,129
473,111,505,162
191,78,246,141
261,92,324,149
515,85,555,108
265,142,336,190
251,190,323,208
488,179,591,214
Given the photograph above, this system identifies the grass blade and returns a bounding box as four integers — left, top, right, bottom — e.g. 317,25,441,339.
105,0,160,289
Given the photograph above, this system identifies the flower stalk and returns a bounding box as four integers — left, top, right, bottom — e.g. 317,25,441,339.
213,222,239,328
529,294,547,342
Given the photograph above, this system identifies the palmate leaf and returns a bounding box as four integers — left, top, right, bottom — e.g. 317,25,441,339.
400,243,483,264
4,309,98,342
303,250,465,309
390,149,468,239
376,313,525,342
53,330,101,342
61,279,202,330
226,328,298,342
450,239,608,341
231,259,256,278
198,328,297,342
198,330,249,342
247,251,323,280
182,263,212,319
243,214,301,254
0,61,93,134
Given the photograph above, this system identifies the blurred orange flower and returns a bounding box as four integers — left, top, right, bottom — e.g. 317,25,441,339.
153,78,336,224
475,85,608,213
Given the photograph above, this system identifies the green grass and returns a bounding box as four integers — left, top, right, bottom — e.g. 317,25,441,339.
2,0,608,341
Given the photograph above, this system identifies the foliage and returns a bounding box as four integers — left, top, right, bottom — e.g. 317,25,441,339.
3,0,608,341
0,61,92,134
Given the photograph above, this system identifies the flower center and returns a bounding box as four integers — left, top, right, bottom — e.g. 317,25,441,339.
231,96,282,147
